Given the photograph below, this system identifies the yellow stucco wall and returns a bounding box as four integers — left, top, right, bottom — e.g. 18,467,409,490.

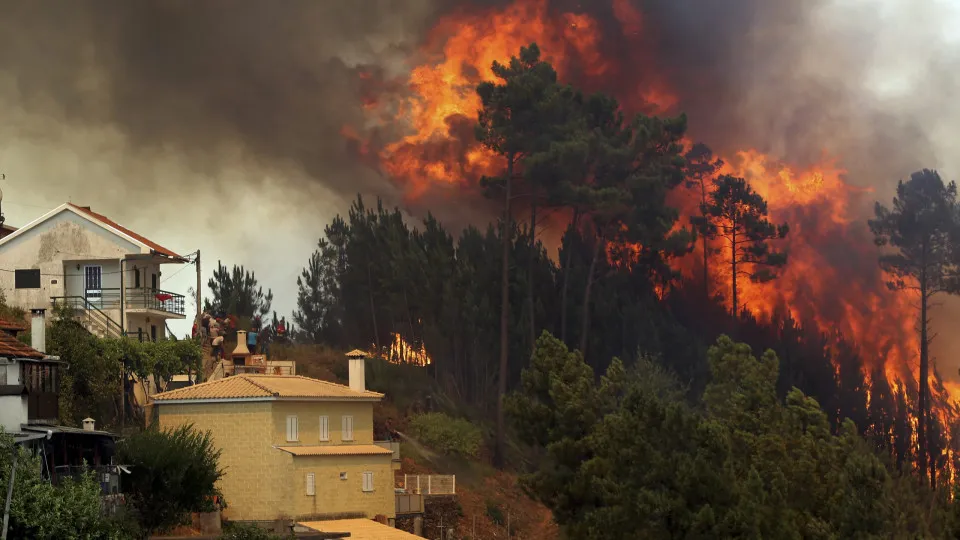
289,454,394,520
157,399,390,521
271,401,375,446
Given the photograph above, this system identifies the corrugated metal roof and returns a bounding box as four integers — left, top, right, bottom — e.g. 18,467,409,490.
276,445,393,457
151,374,383,401
300,519,422,539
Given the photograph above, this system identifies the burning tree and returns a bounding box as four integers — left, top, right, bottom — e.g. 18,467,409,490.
869,169,960,487
699,175,789,319
683,143,724,298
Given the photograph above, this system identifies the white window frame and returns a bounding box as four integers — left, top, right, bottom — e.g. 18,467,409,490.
342,415,354,442
319,415,329,441
362,471,374,492
306,473,316,496
286,415,299,442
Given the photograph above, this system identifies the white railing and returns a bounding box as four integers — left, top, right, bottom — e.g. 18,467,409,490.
400,474,455,495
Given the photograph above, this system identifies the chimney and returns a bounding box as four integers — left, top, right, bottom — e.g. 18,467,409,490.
346,350,366,393
233,330,250,356
31,309,45,354
82,417,95,432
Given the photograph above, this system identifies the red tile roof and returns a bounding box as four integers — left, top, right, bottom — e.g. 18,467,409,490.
0,318,27,332
67,203,180,258
0,330,43,359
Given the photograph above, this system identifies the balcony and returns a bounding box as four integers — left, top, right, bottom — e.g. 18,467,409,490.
123,288,185,317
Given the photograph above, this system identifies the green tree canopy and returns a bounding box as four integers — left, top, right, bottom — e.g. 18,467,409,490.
203,261,274,320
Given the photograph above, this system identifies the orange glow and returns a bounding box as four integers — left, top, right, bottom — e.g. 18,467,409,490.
343,0,959,422
371,333,433,366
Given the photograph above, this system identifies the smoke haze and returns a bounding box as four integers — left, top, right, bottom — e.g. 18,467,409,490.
0,0,959,358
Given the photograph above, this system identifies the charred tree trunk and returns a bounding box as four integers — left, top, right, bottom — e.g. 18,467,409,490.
495,154,514,469
527,184,538,355
579,227,603,363
918,261,929,487
700,179,710,299
560,208,580,345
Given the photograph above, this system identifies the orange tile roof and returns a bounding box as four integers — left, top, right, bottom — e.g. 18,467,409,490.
151,374,383,401
0,330,44,359
67,203,180,258
276,445,393,457
0,318,27,332
300,519,422,539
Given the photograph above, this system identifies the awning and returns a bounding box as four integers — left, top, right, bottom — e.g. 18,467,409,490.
300,519,423,539
276,445,393,457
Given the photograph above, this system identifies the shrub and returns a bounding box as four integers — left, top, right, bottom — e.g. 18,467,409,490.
408,412,483,459
221,522,293,540
118,424,224,538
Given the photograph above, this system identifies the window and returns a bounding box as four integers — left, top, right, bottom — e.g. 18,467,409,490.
362,472,374,492
150,325,157,342
134,268,140,288
305,473,316,496
151,273,157,290
84,266,103,306
342,415,354,441
319,416,329,441
286,415,299,442
14,269,40,289
339,472,348,481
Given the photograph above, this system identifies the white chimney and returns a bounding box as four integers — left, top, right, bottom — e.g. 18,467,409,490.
233,330,250,356
31,309,45,353
82,417,95,432
346,350,366,393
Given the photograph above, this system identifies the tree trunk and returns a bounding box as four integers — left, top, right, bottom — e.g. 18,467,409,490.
730,226,738,321
700,178,710,299
367,264,380,351
919,265,929,487
579,227,603,362
527,183,537,354
495,155,514,469
560,209,580,345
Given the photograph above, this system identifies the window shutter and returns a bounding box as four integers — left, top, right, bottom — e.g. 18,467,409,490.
362,472,373,492
287,415,299,442
342,415,354,441
319,416,329,441
306,473,316,496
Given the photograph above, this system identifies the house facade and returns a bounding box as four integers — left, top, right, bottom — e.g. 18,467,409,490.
0,202,189,341
152,356,397,523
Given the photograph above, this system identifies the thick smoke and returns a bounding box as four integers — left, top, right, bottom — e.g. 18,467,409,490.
1,0,959,356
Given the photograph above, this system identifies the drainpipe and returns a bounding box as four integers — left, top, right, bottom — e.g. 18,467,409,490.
119,257,126,336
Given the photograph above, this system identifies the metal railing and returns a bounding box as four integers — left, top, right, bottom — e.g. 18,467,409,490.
400,474,456,495
374,440,401,461
51,296,124,338
124,288,186,316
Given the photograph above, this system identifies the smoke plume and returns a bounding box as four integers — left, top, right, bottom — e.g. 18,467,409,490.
0,0,959,355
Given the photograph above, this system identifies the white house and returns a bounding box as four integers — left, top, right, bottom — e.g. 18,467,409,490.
0,203,190,341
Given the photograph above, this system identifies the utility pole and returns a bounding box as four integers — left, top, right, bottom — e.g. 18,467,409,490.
195,249,202,327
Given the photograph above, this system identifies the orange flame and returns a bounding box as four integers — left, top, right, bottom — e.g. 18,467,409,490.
371,333,433,366
344,0,958,418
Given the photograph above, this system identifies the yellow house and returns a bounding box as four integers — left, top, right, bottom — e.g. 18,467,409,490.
151,354,397,523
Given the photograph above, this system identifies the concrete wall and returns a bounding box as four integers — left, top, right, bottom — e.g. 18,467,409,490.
157,399,387,522
289,454,394,520
270,401,375,446
0,359,20,385
0,394,28,433
0,209,141,312
125,313,166,341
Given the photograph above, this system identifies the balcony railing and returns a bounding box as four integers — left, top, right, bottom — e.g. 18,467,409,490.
124,288,185,316
399,474,456,495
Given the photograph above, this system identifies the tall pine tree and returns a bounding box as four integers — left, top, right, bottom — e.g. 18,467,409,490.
869,169,960,486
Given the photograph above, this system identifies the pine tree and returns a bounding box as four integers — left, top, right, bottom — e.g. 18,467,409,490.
869,169,960,486
203,261,273,321
701,175,789,319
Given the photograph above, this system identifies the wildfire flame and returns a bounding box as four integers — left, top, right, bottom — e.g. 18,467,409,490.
371,333,433,366
344,0,956,415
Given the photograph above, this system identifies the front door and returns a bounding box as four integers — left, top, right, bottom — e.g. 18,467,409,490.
84,265,103,308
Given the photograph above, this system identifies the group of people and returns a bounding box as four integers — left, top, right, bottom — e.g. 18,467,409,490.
192,312,285,362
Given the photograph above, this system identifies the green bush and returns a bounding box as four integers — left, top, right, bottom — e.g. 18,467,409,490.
221,522,292,540
408,412,483,458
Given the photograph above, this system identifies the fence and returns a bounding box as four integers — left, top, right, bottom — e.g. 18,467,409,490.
399,474,456,495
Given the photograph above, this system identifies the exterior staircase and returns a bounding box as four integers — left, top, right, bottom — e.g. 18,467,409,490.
51,296,124,339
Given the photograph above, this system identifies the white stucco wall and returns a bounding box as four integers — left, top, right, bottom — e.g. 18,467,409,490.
0,359,20,385
0,209,145,313
0,394,28,433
